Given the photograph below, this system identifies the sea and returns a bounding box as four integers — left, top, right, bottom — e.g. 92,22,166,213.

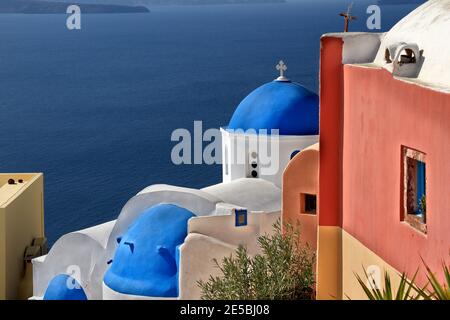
0,0,421,244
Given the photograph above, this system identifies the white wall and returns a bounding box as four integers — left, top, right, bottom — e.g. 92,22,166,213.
221,128,318,187
202,178,281,213
178,210,280,299
31,220,116,300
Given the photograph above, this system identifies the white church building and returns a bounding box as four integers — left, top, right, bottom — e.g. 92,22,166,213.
32,62,319,300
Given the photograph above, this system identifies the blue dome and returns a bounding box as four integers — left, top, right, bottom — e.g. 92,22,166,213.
103,204,195,297
43,274,88,300
228,80,319,136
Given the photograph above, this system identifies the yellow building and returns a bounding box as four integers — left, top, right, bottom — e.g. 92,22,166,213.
0,173,46,300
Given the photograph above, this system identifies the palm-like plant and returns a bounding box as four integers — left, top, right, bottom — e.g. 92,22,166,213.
355,260,450,300
354,268,423,300
420,260,450,300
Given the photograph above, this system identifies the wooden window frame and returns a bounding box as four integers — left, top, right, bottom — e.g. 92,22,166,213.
401,146,427,234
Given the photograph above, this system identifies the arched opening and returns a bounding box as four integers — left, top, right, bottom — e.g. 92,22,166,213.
290,150,301,160
397,48,416,65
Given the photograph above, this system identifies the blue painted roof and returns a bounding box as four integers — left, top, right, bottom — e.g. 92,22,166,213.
228,80,319,136
43,274,88,300
103,204,195,297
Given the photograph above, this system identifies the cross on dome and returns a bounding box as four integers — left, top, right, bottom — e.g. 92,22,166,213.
275,60,289,82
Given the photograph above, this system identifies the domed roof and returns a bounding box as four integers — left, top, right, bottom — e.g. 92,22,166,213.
103,204,195,298
228,80,319,136
43,274,88,300
373,0,450,88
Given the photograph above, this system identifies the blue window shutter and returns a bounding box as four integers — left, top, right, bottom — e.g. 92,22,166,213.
416,161,426,211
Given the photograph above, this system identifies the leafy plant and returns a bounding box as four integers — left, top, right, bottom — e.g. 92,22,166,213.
354,268,423,300
355,260,450,300
420,259,450,300
197,220,315,300
418,195,426,215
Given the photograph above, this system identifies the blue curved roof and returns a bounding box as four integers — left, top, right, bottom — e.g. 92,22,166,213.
103,204,195,297
43,274,88,300
228,80,319,136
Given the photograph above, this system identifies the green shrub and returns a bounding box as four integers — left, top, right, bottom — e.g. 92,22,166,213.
197,220,315,300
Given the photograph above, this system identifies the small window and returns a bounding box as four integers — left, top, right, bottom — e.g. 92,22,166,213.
301,193,317,215
234,209,247,227
402,147,427,233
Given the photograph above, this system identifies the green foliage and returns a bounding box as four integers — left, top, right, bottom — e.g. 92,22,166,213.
419,195,426,215
420,259,450,300
354,268,423,300
197,220,315,300
356,260,450,300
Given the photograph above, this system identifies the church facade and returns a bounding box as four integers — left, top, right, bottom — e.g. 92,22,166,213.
32,60,319,299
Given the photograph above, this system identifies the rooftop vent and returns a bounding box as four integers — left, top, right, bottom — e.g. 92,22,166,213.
384,42,423,78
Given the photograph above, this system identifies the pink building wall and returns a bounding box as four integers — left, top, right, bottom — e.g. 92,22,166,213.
342,65,450,285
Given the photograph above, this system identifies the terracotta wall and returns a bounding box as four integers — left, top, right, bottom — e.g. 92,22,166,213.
314,36,347,299
318,36,345,228
282,144,319,249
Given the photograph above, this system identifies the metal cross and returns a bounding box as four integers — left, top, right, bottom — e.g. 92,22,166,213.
276,60,287,78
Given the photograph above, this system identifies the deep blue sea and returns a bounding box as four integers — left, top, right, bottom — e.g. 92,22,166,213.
0,1,421,244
